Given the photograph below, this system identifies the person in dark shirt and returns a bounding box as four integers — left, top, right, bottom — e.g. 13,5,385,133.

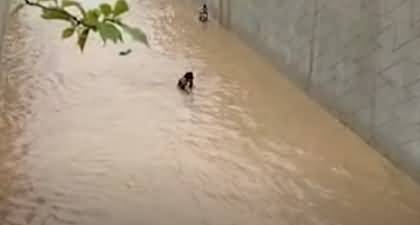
178,72,194,93
199,4,208,22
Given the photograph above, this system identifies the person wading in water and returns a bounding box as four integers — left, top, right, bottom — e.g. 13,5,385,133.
177,72,194,94
199,4,208,22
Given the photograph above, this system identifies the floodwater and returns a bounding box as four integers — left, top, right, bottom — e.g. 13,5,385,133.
1,0,420,225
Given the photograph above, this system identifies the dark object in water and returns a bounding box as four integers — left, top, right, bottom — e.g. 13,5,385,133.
178,72,194,93
199,4,208,22
199,13,208,22
119,49,132,56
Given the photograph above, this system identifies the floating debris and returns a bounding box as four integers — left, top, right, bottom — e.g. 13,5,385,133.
119,49,132,56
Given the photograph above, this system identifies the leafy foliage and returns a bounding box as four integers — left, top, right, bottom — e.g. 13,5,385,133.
61,0,85,16
77,27,89,51
62,26,74,38
98,22,122,43
113,0,129,17
12,0,149,52
99,3,112,16
41,8,72,21
119,23,148,45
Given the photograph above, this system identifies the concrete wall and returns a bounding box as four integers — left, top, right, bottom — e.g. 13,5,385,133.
204,0,420,182
0,0,11,61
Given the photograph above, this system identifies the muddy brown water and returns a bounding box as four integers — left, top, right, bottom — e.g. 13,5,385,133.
0,0,420,225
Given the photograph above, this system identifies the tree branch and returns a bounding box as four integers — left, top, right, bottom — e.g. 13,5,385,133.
24,0,85,26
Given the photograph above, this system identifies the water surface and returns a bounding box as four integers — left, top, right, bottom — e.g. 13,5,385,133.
1,1,420,225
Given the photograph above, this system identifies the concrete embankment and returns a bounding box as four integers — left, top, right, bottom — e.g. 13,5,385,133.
0,0,11,62
202,0,420,182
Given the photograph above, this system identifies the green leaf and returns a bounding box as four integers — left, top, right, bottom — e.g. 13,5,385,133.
41,8,72,22
62,0,77,7
11,3,25,15
38,0,58,5
62,27,75,39
77,28,90,51
100,3,112,16
38,0,59,6
62,0,86,16
113,0,129,17
98,22,122,43
83,10,100,27
119,23,148,46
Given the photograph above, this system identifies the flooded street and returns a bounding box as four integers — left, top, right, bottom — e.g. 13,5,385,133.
1,0,420,224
